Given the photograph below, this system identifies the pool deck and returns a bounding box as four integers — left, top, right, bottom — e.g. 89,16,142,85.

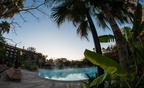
0,69,86,88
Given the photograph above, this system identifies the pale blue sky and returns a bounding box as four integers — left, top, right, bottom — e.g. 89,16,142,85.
3,15,115,60
3,0,130,60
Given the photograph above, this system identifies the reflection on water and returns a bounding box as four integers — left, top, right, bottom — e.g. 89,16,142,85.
39,67,97,81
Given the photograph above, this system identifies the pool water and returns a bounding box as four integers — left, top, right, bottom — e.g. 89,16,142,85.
39,67,97,81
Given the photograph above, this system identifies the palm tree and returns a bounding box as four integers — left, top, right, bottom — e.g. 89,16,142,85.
45,0,105,87
88,0,135,72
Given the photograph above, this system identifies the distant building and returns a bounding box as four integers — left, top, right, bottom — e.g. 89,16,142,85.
2,43,46,66
4,44,18,60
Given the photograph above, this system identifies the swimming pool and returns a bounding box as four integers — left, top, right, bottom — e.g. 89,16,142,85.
39,67,97,81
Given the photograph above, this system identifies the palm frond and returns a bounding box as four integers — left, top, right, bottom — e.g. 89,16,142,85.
95,12,110,30
51,2,70,26
77,20,90,40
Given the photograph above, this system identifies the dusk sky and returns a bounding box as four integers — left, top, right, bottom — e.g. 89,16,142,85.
3,0,131,60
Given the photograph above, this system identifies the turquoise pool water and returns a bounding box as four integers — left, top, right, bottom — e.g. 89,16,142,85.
39,67,97,81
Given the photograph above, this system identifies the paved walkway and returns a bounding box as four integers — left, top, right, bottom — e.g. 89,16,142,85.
0,69,85,88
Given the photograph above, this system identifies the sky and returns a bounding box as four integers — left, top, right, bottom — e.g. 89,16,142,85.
2,0,127,60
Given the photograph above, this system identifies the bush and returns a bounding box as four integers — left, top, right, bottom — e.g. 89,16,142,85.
23,60,38,71
28,65,38,71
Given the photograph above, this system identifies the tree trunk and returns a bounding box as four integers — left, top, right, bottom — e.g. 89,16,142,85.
102,7,130,72
86,12,104,88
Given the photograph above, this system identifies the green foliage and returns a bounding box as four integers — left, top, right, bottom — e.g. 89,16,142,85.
0,0,24,18
98,34,115,43
123,27,132,39
6,61,13,67
27,47,36,52
0,0,25,34
122,3,144,88
84,73,98,88
84,49,134,87
54,58,94,69
83,3,144,88
123,2,144,69
0,21,10,34
84,49,129,79
134,43,144,62
123,3,144,65
90,73,111,87
23,60,38,71
132,3,143,38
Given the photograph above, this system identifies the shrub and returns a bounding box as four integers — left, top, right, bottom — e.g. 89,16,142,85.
23,60,38,71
